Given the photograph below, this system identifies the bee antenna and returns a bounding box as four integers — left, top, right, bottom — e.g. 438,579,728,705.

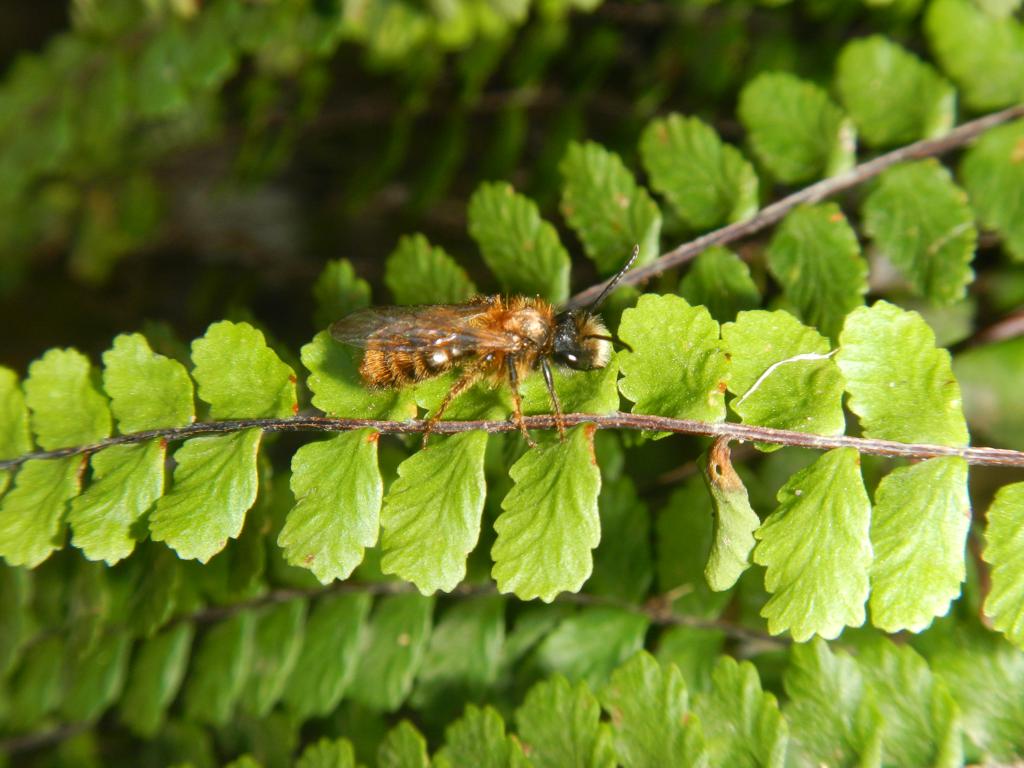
587,244,640,311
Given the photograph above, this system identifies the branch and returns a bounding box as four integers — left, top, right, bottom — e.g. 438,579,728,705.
2,413,1023,470
567,103,1024,309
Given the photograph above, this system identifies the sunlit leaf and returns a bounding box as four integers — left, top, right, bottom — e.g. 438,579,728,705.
982,482,1024,648
386,234,477,305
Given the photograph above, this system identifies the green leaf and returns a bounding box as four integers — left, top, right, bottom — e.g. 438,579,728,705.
492,426,602,602
721,310,845,441
696,657,788,768
119,623,194,737
765,204,867,340
61,631,130,723
381,431,488,594
5,635,64,730
183,610,255,726
702,442,760,592
521,355,621,417
618,294,729,423
836,301,969,446
753,448,872,641
869,457,970,632
677,247,761,324
282,593,370,719
0,457,82,567
639,114,758,230
857,641,963,767
349,594,434,712
559,141,662,274
314,258,372,330
149,429,262,562
862,160,977,304
955,337,1024,449
0,368,31,477
296,737,357,768
240,600,307,718
435,705,529,768
191,321,297,419
737,72,855,183
69,441,164,564
101,332,194,432
601,651,707,768
783,639,881,768
24,348,111,449
378,721,430,768
925,0,1024,111
302,331,417,420
982,482,1024,648
282,430,382,583
412,596,504,709
960,119,1024,263
467,182,570,303
386,234,477,305
835,36,954,147
515,676,615,768
588,476,653,603
534,607,649,689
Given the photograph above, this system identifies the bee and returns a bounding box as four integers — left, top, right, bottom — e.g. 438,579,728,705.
330,246,638,446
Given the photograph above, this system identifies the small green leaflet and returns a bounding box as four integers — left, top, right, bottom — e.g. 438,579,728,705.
385,233,477,305
983,482,1024,648
534,607,649,690
296,737,357,768
754,448,872,641
955,337,1024,450
639,113,758,230
0,367,31,464
835,36,954,147
302,331,416,420
434,705,530,768
468,182,570,303
837,301,969,446
618,294,729,423
521,354,621,417
149,430,261,562
119,624,194,737
857,641,963,767
69,442,164,565
183,610,255,726
5,635,64,731
737,72,855,183
925,0,1024,111
601,651,707,767
862,160,977,304
721,310,845,441
381,431,488,594
191,320,296,419
677,247,761,324
783,639,882,767
348,594,434,712
240,600,307,718
102,332,194,432
281,593,370,719
492,426,601,602
559,141,662,274
765,204,867,340
695,657,788,768
0,457,83,567
702,440,760,592
24,347,111,450
869,457,970,633
281,430,382,583
313,258,372,330
515,676,615,768
61,631,130,723
588,476,653,603
960,119,1024,263
378,721,430,768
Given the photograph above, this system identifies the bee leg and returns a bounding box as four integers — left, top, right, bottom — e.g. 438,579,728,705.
541,357,566,442
423,369,479,448
506,356,536,447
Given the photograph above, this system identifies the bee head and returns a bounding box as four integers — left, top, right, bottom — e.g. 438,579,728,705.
552,311,613,371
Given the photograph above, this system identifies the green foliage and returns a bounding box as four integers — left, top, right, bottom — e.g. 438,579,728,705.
386,235,478,306
983,483,1024,648
677,247,761,324
960,119,1024,263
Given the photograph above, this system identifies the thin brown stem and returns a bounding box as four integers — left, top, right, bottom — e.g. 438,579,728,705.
567,104,1024,309
2,413,1022,470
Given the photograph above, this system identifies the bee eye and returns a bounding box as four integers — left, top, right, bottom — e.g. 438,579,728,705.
566,353,578,363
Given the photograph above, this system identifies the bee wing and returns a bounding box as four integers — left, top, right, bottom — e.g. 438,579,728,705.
329,303,516,352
